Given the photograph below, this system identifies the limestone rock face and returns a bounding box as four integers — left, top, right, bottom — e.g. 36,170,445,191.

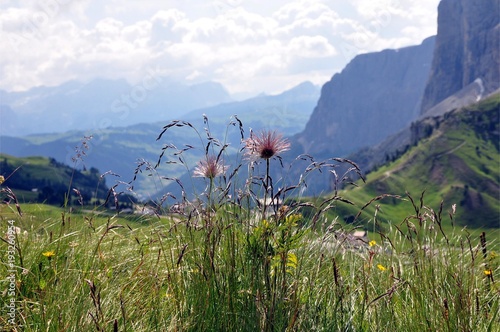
296,37,435,157
420,0,500,114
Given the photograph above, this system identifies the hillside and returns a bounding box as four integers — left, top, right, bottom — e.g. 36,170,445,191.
339,94,500,229
0,154,111,206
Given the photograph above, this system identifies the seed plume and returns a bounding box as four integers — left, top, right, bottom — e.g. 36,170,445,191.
244,130,290,160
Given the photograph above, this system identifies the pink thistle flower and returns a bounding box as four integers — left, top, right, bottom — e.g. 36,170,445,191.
193,155,228,179
244,130,290,160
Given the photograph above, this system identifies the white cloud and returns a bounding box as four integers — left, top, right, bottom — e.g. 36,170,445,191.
149,9,187,44
0,0,439,95
287,35,337,57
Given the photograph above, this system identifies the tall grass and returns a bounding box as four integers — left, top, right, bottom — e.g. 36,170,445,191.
1,117,498,331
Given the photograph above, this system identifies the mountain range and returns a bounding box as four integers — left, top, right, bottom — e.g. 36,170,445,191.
0,77,233,136
0,81,319,197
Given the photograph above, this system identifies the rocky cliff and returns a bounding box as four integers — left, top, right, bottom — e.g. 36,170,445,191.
420,0,500,113
295,37,435,157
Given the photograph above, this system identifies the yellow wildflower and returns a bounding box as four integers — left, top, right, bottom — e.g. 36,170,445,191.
377,264,386,271
484,269,492,276
42,251,55,258
285,214,301,226
369,240,377,247
286,252,298,271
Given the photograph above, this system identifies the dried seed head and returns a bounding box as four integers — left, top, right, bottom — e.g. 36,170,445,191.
244,130,290,160
193,155,227,179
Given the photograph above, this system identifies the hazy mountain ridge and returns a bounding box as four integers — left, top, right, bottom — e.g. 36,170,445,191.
183,81,319,134
0,78,232,136
0,82,319,196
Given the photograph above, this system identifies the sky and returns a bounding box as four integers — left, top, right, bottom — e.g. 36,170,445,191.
0,0,440,97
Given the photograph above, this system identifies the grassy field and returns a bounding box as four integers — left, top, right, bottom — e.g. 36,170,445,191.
1,184,499,331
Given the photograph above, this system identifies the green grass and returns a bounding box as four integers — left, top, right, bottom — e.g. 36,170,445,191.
1,194,499,331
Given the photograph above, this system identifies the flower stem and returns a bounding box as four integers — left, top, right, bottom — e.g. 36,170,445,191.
263,158,270,216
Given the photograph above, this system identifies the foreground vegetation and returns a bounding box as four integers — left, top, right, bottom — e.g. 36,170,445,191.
1,120,499,331
1,199,498,331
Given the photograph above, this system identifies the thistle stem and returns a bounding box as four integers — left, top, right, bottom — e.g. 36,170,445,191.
263,158,270,216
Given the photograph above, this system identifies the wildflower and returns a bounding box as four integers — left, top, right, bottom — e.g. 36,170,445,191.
260,219,269,229
287,252,298,270
244,130,290,160
484,269,492,276
369,240,377,247
42,251,55,259
377,264,386,271
193,155,228,179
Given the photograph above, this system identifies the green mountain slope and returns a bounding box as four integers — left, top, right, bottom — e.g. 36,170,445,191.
340,94,500,229
0,154,109,205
